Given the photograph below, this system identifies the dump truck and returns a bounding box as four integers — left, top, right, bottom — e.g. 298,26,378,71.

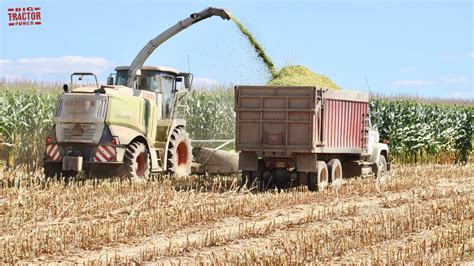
235,86,390,191
43,7,231,179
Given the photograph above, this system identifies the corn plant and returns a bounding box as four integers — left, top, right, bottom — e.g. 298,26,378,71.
370,99,473,164
0,88,59,170
0,80,472,169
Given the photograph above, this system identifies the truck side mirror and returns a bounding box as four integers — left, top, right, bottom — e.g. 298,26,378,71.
63,84,69,92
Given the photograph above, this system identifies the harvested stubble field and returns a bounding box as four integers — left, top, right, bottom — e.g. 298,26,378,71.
0,164,473,264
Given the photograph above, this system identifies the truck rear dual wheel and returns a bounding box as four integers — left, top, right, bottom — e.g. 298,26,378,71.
327,159,343,184
167,127,192,177
308,161,329,192
122,141,151,180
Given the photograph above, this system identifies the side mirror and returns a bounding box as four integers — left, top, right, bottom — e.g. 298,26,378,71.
107,76,114,85
184,75,191,89
63,84,69,92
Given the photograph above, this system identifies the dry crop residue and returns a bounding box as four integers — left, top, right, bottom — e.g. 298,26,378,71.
1,164,472,264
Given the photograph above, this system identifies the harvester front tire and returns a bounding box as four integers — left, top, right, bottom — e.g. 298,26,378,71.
167,127,192,177
122,141,150,180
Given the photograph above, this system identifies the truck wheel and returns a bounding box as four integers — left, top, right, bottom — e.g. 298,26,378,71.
327,159,342,184
376,155,387,177
240,170,254,189
316,161,329,191
298,172,308,187
167,127,192,177
123,141,150,180
308,172,317,191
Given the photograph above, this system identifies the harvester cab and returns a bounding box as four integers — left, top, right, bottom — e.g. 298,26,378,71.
108,66,192,119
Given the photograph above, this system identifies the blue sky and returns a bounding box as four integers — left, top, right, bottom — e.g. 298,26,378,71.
1,0,473,98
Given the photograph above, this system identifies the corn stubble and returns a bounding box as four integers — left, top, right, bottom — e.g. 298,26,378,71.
0,164,472,264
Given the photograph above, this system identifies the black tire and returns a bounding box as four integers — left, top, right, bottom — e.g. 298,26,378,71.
239,170,253,189
167,127,192,177
327,159,342,184
298,172,308,187
376,155,387,178
316,161,329,191
308,172,317,191
122,141,151,180
43,161,61,179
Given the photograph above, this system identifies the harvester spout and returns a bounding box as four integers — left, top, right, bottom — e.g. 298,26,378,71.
190,7,231,21
125,7,232,88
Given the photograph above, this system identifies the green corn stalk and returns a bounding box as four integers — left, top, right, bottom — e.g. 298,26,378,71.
0,80,472,170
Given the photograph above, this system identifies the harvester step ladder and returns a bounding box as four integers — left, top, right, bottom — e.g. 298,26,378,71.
156,148,165,167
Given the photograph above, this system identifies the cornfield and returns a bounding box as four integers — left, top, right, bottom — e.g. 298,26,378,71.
0,85,59,171
0,81,472,169
370,99,473,164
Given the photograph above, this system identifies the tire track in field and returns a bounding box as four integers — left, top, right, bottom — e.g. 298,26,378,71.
173,195,471,265
332,220,473,264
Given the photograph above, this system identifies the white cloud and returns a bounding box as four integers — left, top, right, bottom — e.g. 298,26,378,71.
391,79,438,87
0,59,12,65
440,77,469,84
469,52,474,58
439,53,455,60
0,56,112,78
192,77,220,88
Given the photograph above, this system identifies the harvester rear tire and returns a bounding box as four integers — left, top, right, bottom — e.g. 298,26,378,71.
43,161,61,179
122,141,151,180
167,127,192,177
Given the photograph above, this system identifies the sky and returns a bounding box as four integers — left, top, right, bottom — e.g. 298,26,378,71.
0,0,473,98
